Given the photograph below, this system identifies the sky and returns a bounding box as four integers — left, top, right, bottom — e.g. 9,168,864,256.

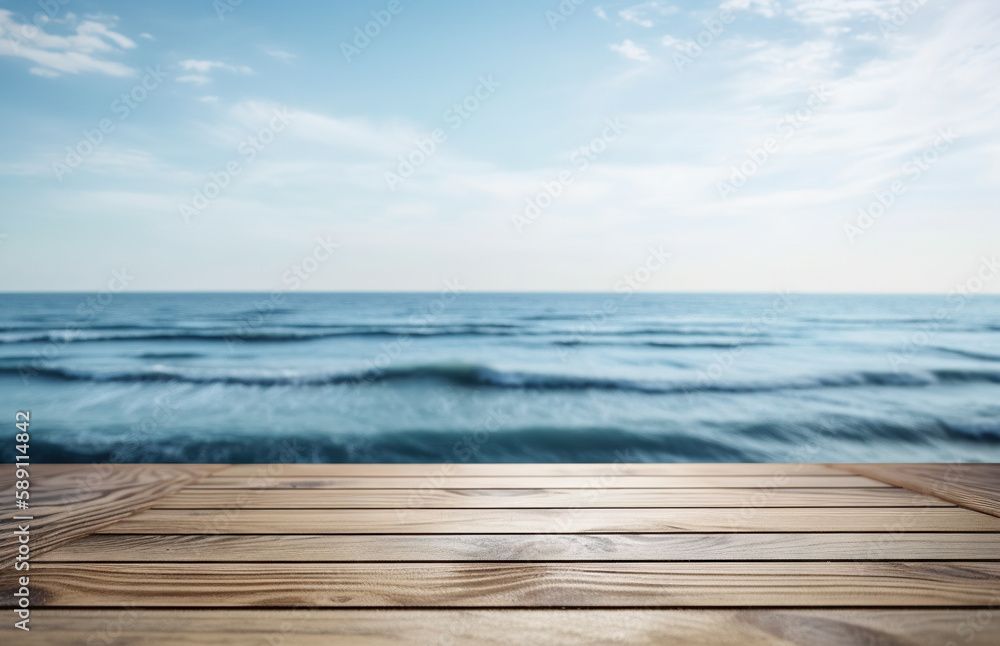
0,0,997,293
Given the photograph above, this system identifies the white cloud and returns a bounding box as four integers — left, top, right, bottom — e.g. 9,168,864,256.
720,0,781,19
176,74,211,85
619,2,678,27
140,32,155,40
176,59,254,85
179,59,254,74
672,0,1000,225
266,49,296,62
620,10,652,27
721,0,914,24
29,67,60,78
199,95,220,103
243,103,410,156
662,35,694,50
610,39,651,62
0,10,135,77
783,0,899,24
594,6,608,20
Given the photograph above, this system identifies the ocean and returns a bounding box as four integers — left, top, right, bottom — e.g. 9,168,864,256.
2,292,999,463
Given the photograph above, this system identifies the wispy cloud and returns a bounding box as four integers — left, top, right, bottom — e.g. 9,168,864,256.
619,2,678,27
176,58,254,84
720,0,782,19
722,0,906,23
610,39,651,62
0,10,136,77
266,49,295,62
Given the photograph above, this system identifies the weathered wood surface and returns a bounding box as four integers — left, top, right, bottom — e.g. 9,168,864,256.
189,474,888,489
41,532,1000,562
8,462,999,644
840,463,1000,518
152,486,947,509
0,464,221,567
4,609,999,646
215,463,845,477
16,561,1000,608
98,506,1000,534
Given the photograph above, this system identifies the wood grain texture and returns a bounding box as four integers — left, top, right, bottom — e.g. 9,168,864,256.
214,463,845,477
151,486,949,509
838,464,1000,518
0,464,223,567
41,532,1000,563
189,475,888,489
0,464,213,504
4,609,999,646
12,561,1000,608
97,506,1000,534
11,462,999,643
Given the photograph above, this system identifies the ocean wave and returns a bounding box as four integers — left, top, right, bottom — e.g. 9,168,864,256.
643,341,771,349
552,340,765,349
0,325,774,345
0,326,526,344
6,362,1000,393
932,346,1000,362
24,418,1000,464
136,352,206,360
26,427,761,463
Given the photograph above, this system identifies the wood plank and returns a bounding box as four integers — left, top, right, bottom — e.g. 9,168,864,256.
151,487,948,509
189,475,888,489
96,507,1000,534
214,463,845,477
0,464,223,567
41,532,1000,562
0,464,221,501
4,609,1000,646
12,562,1000,608
838,464,1000,518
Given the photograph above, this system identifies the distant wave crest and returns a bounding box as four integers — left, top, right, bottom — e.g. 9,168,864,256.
5,362,1000,393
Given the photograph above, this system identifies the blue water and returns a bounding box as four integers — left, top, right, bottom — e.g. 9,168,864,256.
2,292,999,463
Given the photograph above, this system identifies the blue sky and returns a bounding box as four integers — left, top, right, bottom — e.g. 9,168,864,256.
0,0,997,292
